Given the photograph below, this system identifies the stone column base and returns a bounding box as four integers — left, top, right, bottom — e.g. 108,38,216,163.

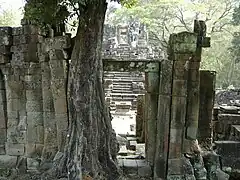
167,157,196,180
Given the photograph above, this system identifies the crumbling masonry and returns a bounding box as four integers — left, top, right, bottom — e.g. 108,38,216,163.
0,18,234,180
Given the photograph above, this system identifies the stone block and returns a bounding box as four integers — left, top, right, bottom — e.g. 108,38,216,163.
138,165,152,177
44,35,71,51
25,74,42,82
25,81,42,90
11,44,37,53
7,118,19,128
27,125,44,144
6,89,19,99
0,45,11,55
0,129,6,144
6,81,24,93
27,112,43,126
168,158,194,176
13,35,43,45
54,98,67,114
5,143,25,156
0,90,7,101
57,129,67,152
55,113,68,130
26,143,43,158
25,90,42,101
172,80,187,96
117,158,124,167
123,159,138,174
12,27,23,36
50,67,65,79
27,158,40,170
26,101,43,112
7,98,21,111
42,94,54,112
18,116,27,130
0,54,10,64
0,155,17,168
7,127,26,144
171,97,186,128
0,113,7,129
51,79,65,91
0,144,5,154
43,112,56,128
0,35,13,46
12,52,38,63
173,67,187,80
44,127,58,147
7,110,18,121
0,27,12,36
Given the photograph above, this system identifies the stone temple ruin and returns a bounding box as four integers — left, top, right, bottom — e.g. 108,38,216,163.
0,18,239,180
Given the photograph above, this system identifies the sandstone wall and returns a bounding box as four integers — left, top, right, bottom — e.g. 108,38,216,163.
0,23,70,171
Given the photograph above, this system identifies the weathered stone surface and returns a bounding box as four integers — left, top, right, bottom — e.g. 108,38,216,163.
0,145,5,155
13,35,43,45
5,143,24,156
7,127,26,144
27,112,43,126
0,35,12,46
0,129,6,144
26,143,43,158
27,158,40,170
198,70,216,146
0,27,12,36
0,155,17,168
27,125,44,144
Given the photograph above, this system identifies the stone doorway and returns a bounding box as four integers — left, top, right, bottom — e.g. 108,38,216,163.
104,70,145,136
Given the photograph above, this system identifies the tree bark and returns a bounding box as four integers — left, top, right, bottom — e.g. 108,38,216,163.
59,1,120,179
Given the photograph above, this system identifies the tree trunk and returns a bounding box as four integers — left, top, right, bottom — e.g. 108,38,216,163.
60,1,120,179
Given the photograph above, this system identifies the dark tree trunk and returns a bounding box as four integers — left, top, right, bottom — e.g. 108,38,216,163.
59,1,120,179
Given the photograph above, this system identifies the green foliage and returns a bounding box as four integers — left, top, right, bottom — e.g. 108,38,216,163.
24,0,70,28
0,9,16,26
120,0,138,8
232,4,240,25
109,0,239,88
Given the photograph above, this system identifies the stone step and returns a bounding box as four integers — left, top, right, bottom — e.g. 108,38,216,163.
104,72,143,76
112,87,132,91
112,84,132,88
214,140,240,170
230,125,240,141
112,90,133,94
117,159,152,178
214,140,240,157
109,79,143,83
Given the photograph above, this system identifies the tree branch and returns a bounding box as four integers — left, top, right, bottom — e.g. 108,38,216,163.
175,7,191,32
211,0,234,33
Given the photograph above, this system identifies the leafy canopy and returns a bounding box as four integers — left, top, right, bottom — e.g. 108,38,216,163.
24,0,137,28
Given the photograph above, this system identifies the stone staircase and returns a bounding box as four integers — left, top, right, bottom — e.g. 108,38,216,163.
213,106,240,178
104,71,145,112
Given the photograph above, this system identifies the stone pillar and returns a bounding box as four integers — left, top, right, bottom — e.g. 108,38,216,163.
167,32,197,179
49,49,68,152
4,68,26,157
145,62,160,166
0,27,12,155
25,63,44,169
136,95,144,142
198,70,216,147
154,59,173,179
41,59,58,159
0,71,7,155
